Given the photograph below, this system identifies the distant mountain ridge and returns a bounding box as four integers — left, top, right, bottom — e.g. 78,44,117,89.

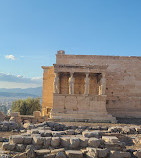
0,87,42,97
0,92,37,97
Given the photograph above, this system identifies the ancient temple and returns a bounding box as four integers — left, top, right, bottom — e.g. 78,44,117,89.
42,51,115,122
42,50,141,122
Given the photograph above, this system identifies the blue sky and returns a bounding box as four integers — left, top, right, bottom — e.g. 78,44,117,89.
0,0,141,88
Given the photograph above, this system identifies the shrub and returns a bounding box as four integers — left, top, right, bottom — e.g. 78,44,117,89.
11,97,41,115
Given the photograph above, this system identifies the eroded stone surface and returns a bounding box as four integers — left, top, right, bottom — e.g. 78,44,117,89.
65,150,83,158
0,121,141,158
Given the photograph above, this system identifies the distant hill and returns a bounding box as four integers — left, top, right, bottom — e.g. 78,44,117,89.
0,92,38,97
0,87,42,97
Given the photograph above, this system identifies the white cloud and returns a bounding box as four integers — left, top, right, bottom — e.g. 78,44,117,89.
0,72,42,84
5,54,16,60
17,75,23,78
0,81,41,89
31,77,42,81
0,73,42,89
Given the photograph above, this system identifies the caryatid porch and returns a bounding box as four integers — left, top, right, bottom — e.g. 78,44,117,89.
51,64,116,123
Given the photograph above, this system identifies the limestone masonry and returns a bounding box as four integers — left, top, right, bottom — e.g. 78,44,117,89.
42,51,141,122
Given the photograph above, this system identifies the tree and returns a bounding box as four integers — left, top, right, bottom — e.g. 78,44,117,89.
11,97,41,115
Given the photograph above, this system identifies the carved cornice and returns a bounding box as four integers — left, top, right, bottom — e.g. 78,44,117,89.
53,64,108,69
53,64,108,74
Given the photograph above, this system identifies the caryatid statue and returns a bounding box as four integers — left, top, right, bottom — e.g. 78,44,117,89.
69,72,74,94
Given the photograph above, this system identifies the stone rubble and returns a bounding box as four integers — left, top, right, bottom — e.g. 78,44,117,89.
0,121,20,131
0,121,140,158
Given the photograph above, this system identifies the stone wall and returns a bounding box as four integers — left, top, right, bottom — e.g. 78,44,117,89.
51,94,116,123
56,54,141,118
10,111,47,124
42,66,54,116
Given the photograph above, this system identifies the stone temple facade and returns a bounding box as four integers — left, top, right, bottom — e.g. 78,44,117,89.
42,50,141,122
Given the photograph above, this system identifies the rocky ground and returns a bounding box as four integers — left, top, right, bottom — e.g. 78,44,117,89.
0,121,140,158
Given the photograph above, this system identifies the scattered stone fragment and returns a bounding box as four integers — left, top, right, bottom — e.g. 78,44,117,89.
30,129,39,134
86,147,98,158
70,137,80,149
105,142,126,151
80,137,89,148
23,122,32,129
55,152,66,158
97,148,110,158
51,137,60,148
16,144,25,152
23,136,33,144
82,131,101,138
10,135,24,144
52,131,65,137
44,137,52,148
32,135,44,145
102,136,119,143
88,138,101,147
110,150,131,158
135,127,141,134
134,149,141,158
41,130,52,137
19,152,27,158
13,152,27,158
65,150,83,158
51,148,65,154
26,145,35,158
122,127,130,134
65,129,75,135
44,153,56,158
108,126,122,133
61,137,70,148
2,142,15,151
35,149,50,156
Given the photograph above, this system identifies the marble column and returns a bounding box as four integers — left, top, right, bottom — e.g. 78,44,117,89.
69,72,74,94
84,73,90,95
54,72,59,93
101,73,106,95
